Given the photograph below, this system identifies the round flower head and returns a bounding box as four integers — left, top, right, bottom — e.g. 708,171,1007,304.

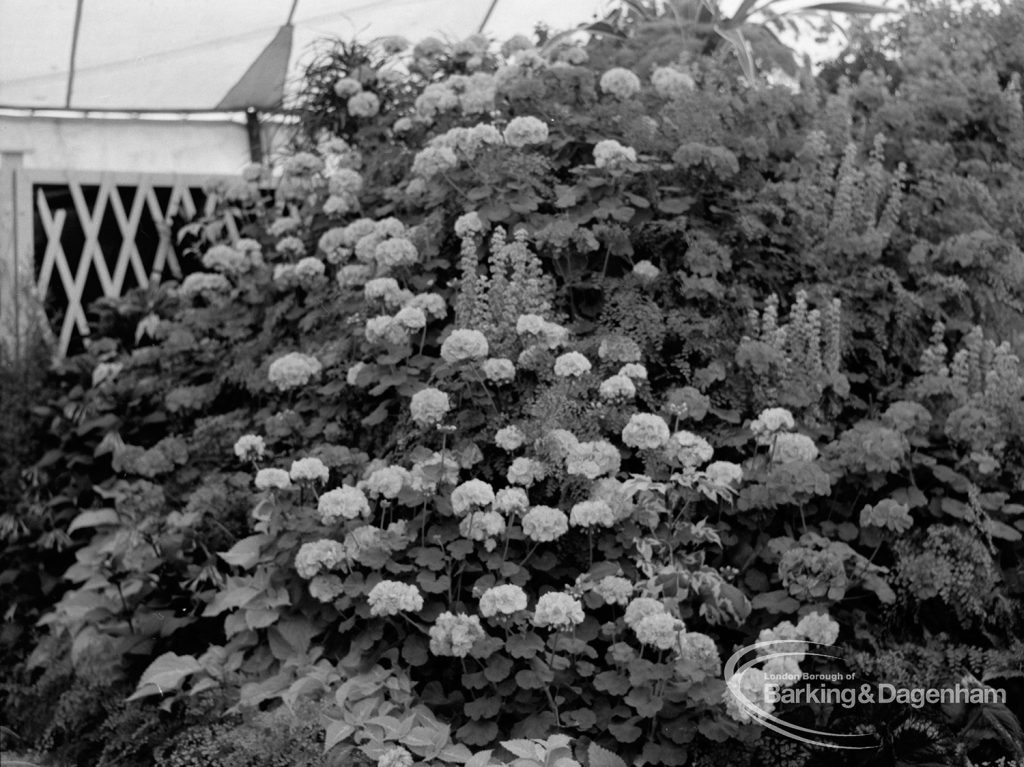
309,573,346,603
750,407,796,442
202,244,248,274
394,306,427,331
347,362,368,386
624,597,666,628
796,611,840,646
599,374,636,401
533,592,585,630
363,466,411,499
495,425,526,451
507,457,547,487
521,506,568,542
860,499,913,533
482,357,516,383
632,261,660,282
179,272,231,297
553,351,592,378
622,413,672,450
348,91,381,118
494,487,529,514
503,116,549,148
294,539,346,579
677,632,722,677
666,430,714,467
290,457,330,484
255,467,291,490
593,576,634,606
375,238,419,269
725,668,774,723
412,146,458,177
479,584,528,618
599,67,642,99
651,66,695,98
451,479,496,516
618,363,648,380
367,580,424,616
294,257,326,282
593,139,637,169
410,387,451,427
268,352,323,391
234,434,266,461
569,500,616,528
459,510,506,549
318,486,371,523
333,77,362,97
405,292,448,320
455,211,485,238
772,432,819,464
704,460,743,487
565,440,621,480
441,328,490,362
365,277,402,302
429,612,487,657
634,612,686,650
378,747,414,767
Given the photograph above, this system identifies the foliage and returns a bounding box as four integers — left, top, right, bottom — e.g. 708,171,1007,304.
8,2,1024,766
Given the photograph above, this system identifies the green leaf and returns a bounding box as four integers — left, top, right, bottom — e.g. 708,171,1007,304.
128,652,202,700
324,719,356,753
800,1,895,12
715,26,756,84
588,742,628,767
67,508,119,533
218,534,271,569
501,739,544,760
608,718,643,743
506,632,545,659
362,403,390,427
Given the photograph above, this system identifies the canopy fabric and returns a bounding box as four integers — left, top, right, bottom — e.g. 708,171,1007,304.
0,0,608,112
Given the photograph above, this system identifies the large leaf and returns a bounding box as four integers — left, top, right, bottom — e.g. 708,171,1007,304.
67,508,119,533
800,2,895,13
715,26,756,83
589,742,628,767
127,652,202,700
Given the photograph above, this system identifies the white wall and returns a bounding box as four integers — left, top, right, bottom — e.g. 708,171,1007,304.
0,113,255,174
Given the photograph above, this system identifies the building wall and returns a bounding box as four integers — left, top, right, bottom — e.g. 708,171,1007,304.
0,113,254,174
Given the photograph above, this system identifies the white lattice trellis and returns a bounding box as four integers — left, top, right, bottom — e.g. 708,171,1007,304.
15,169,235,357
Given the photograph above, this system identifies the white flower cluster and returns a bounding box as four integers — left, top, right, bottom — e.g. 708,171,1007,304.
411,145,458,177
294,539,346,579
459,510,506,550
632,261,660,282
494,487,529,514
429,612,486,657
309,573,345,603
178,272,230,297
410,387,451,427
665,430,714,467
507,457,547,487
599,67,642,99
533,592,585,629
454,211,486,238
565,440,621,480
750,406,795,443
289,457,330,484
619,362,648,380
495,425,526,451
772,432,819,463
441,328,490,363
622,413,671,450
451,479,495,515
522,506,569,542
268,352,323,391
479,584,528,618
592,575,633,606
651,66,695,98
633,612,686,650
367,580,424,616
569,500,616,528
516,314,568,349
318,486,371,523
503,115,549,148
363,465,411,499
482,357,516,382
599,374,636,401
202,244,255,274
255,467,291,490
553,351,592,378
593,139,637,169
233,434,265,461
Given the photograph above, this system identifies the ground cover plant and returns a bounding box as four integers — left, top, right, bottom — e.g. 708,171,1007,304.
5,0,1024,765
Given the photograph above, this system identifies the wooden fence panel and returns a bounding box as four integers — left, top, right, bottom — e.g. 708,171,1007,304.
6,169,235,358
